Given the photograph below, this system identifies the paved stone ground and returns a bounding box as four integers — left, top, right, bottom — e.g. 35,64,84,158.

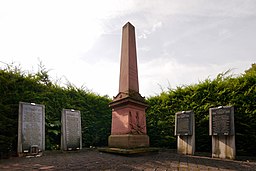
0,149,255,171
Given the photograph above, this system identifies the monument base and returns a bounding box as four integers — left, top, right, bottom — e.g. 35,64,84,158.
177,135,195,155
212,135,236,159
98,147,158,155
108,134,149,149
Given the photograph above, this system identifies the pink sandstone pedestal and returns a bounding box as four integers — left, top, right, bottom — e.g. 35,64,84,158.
108,22,149,149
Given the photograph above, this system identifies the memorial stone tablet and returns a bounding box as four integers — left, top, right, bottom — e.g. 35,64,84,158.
210,106,234,136
175,111,193,135
18,102,45,153
61,109,82,150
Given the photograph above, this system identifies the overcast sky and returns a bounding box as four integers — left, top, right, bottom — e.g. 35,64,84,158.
0,0,255,97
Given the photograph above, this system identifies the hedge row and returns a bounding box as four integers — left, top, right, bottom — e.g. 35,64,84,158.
0,64,255,158
146,64,256,155
0,65,111,158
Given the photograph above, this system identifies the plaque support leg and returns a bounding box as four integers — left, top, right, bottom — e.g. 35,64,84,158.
176,111,195,155
177,134,195,155
212,135,236,159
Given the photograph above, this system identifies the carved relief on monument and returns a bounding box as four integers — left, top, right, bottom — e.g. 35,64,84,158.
129,111,146,135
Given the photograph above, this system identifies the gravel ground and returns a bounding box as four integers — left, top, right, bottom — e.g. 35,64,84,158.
0,149,255,171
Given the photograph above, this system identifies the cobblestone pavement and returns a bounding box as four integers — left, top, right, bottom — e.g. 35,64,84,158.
0,149,255,170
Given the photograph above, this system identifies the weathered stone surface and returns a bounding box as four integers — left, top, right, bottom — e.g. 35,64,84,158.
61,109,82,150
177,135,195,155
209,106,236,159
108,22,149,149
2,149,255,170
119,22,139,94
18,102,45,154
175,111,193,136
98,147,158,154
210,106,234,136
212,135,236,159
110,104,147,135
108,134,149,148
111,22,146,104
175,111,195,155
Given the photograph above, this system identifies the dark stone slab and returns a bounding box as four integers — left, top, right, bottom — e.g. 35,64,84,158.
18,102,45,154
175,111,193,136
61,109,82,150
209,106,235,136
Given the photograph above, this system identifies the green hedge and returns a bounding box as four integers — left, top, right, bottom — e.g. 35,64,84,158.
0,63,255,158
146,64,256,155
0,66,111,158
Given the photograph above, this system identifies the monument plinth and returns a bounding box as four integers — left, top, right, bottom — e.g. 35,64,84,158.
108,22,149,149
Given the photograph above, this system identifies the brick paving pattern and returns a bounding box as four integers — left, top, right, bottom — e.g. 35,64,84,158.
0,149,255,170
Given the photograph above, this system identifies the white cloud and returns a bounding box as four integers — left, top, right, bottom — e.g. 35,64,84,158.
50,58,119,96
139,56,253,96
152,22,163,32
0,0,255,97
138,21,163,39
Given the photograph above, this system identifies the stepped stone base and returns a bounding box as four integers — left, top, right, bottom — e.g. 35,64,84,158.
98,147,159,155
108,134,149,149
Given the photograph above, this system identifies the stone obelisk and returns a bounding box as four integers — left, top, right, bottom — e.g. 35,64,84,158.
108,22,149,149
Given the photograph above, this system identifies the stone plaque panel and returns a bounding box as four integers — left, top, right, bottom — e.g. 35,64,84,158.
18,102,45,153
61,109,82,150
209,106,234,136
175,111,193,136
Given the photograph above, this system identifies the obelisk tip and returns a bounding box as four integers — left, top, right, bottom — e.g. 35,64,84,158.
123,22,134,28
